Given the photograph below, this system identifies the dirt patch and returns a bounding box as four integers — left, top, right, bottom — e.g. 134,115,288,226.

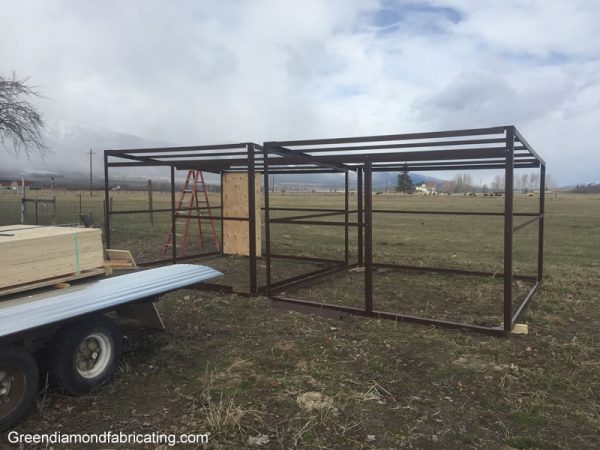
296,391,335,413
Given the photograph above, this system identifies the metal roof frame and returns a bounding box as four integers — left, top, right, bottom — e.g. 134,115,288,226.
104,125,544,174
103,125,546,335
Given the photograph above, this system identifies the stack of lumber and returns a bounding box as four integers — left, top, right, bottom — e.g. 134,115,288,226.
0,225,104,290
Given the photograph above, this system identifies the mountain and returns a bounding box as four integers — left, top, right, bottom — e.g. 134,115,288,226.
0,120,447,189
272,171,444,191
0,120,167,185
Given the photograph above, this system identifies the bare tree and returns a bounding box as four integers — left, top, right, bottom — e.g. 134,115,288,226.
0,74,46,157
491,175,504,191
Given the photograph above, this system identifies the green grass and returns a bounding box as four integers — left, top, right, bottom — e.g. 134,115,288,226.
3,190,600,448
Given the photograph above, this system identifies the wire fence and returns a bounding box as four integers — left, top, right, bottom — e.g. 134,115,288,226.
0,187,223,264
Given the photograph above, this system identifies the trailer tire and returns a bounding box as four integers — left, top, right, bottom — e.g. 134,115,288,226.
0,345,39,431
49,315,122,395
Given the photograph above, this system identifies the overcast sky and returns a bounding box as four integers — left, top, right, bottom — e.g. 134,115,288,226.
1,0,599,185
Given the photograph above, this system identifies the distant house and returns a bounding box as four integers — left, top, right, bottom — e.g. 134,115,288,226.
0,179,30,189
415,182,437,195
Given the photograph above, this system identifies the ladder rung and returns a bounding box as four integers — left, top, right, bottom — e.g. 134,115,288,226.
164,169,220,254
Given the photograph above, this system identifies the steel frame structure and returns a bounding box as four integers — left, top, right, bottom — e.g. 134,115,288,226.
104,125,545,335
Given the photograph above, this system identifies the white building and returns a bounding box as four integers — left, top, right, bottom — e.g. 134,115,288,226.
416,182,437,195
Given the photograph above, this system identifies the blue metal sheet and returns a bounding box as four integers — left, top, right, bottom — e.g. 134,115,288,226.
0,264,222,339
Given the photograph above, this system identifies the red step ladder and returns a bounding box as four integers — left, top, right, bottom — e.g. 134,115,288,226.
164,170,220,256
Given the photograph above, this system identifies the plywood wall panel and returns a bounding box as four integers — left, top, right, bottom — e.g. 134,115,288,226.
222,173,261,256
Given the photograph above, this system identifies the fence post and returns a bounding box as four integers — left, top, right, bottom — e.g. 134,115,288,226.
20,183,26,224
52,196,56,225
148,179,154,229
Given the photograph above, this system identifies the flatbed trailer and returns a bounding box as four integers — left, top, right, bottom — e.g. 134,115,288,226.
0,264,222,430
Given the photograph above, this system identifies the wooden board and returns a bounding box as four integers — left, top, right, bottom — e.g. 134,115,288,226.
105,248,138,269
222,172,261,256
0,268,106,297
0,226,104,290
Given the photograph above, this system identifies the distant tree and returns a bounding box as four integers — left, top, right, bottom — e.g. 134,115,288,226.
440,180,455,193
0,74,46,157
452,173,474,193
529,173,540,191
572,183,600,193
396,169,414,193
491,175,504,191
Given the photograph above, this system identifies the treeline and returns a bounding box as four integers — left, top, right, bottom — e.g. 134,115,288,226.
437,173,552,194
571,183,600,193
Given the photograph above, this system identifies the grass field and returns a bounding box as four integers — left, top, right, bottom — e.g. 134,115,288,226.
3,190,600,448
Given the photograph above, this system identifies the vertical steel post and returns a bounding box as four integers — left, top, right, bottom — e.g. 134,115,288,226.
170,165,177,263
220,171,224,255
148,179,154,229
247,144,258,295
537,164,546,282
20,181,25,224
364,161,373,313
263,144,272,295
103,152,110,248
503,127,515,331
344,170,349,266
357,168,364,266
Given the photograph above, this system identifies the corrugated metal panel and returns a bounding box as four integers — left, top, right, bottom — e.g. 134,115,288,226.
0,264,222,338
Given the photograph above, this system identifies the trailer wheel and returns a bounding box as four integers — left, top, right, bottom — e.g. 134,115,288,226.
0,345,39,431
49,315,122,395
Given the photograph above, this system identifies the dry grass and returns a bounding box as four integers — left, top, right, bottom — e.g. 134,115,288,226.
5,192,600,449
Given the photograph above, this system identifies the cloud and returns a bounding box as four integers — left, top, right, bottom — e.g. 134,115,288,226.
0,0,599,184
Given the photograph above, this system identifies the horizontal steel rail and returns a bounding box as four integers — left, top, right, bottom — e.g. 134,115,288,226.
269,253,347,265
175,214,249,221
371,157,537,168
146,151,256,159
173,147,524,171
267,126,507,147
371,162,539,172
106,143,250,155
269,219,357,226
371,209,539,217
270,296,506,336
267,207,348,212
372,262,537,281
109,206,222,215
137,251,221,267
289,137,509,153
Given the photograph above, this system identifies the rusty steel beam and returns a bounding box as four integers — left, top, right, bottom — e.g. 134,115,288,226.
270,296,506,336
